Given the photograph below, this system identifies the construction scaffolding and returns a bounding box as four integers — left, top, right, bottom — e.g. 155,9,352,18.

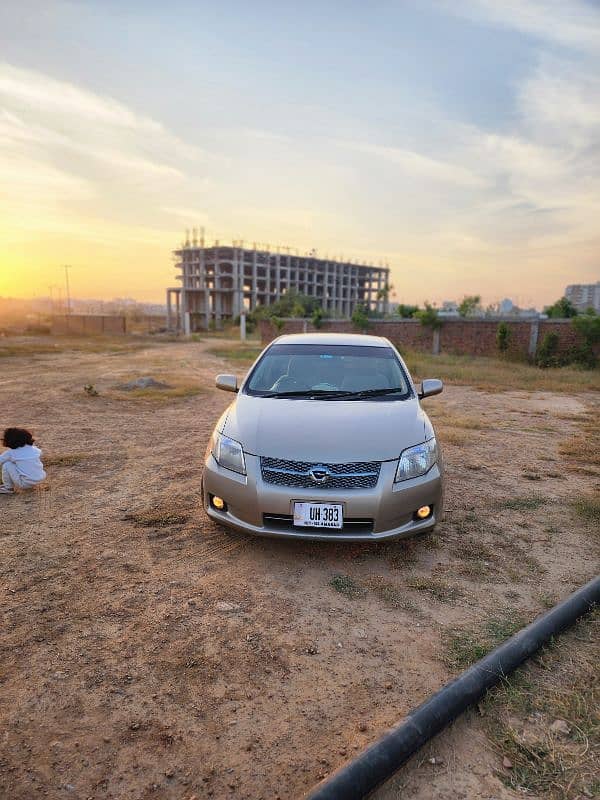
166,234,390,333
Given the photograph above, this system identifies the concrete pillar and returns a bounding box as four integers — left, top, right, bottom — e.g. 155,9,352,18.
232,249,243,318
166,290,172,329
266,252,271,302
529,320,539,358
275,255,281,301
383,268,390,315
252,251,258,310
180,288,186,331
214,259,222,328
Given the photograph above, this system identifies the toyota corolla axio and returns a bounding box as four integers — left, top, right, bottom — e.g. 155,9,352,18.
203,333,444,542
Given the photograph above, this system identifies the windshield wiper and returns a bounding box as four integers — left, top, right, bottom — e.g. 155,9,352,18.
314,387,406,400
258,390,316,398
255,387,406,399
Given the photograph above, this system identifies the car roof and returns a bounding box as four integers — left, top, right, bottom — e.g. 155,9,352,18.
273,332,391,347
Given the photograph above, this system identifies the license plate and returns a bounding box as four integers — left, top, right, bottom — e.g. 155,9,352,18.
293,502,343,529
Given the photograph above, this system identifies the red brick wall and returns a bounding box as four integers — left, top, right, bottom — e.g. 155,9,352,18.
259,317,591,361
440,320,532,357
51,315,127,335
538,320,582,356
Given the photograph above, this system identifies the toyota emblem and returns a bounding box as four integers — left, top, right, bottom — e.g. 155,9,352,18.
309,465,330,483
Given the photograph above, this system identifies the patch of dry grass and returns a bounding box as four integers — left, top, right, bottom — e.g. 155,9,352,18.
494,496,546,512
449,536,498,580
0,335,155,358
123,506,191,527
428,410,485,430
207,345,263,363
483,612,599,800
363,576,421,612
406,575,463,603
44,453,87,467
573,495,600,527
435,427,470,446
329,574,364,599
559,408,600,478
402,349,600,393
442,610,526,670
108,377,203,403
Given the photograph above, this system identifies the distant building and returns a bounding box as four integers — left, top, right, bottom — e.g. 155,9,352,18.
565,282,600,312
439,301,459,318
499,298,514,314
166,236,390,332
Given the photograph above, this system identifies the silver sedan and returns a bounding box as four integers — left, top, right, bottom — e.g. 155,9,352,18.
202,333,443,542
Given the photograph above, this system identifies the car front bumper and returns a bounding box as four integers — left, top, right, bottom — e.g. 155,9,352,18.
202,453,443,542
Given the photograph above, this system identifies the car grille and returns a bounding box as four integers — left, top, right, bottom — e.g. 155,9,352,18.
263,514,374,535
260,457,381,490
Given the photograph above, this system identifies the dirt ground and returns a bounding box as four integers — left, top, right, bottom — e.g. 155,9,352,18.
0,337,598,800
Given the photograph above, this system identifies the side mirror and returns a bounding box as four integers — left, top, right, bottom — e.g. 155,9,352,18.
419,378,443,399
216,374,238,393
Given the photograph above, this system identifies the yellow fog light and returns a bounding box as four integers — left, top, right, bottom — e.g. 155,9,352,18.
416,505,431,519
212,496,225,510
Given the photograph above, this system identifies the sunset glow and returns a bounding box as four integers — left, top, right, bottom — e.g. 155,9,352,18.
1,1,599,306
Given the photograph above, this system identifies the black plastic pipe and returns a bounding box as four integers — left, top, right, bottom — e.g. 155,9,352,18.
306,574,600,800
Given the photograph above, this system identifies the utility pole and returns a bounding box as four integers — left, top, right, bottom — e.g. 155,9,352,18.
64,265,72,315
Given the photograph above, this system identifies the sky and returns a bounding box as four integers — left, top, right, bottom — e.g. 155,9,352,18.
0,0,599,308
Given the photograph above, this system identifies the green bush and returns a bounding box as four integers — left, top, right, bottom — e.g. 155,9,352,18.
351,304,370,332
415,302,442,330
536,331,561,368
570,310,599,369
544,297,578,318
458,295,481,318
397,304,420,318
312,307,324,329
496,321,511,354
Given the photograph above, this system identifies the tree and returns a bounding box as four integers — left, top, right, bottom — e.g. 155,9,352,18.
496,321,511,355
351,303,370,332
377,283,394,302
312,307,324,329
397,304,420,318
544,297,578,319
415,302,442,330
458,295,481,318
536,331,561,368
571,309,599,368
248,290,323,325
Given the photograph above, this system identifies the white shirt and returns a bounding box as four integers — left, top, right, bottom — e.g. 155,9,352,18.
0,445,46,483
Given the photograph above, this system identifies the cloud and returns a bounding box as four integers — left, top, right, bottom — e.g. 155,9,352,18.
517,56,600,150
0,63,205,179
438,0,600,52
162,206,211,224
0,62,216,244
335,139,487,188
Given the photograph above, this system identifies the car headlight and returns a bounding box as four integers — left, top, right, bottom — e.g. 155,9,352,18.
394,438,437,482
212,432,246,475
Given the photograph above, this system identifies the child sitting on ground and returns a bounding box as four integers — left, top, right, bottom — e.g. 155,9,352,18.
0,428,47,494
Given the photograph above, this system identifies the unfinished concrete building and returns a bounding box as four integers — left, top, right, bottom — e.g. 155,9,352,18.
166,236,390,332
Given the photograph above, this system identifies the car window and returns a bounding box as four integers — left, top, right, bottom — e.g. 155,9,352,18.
245,344,412,399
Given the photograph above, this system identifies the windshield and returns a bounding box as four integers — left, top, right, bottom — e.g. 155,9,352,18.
245,344,412,399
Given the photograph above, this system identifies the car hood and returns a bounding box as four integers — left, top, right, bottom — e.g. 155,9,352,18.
221,394,429,462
